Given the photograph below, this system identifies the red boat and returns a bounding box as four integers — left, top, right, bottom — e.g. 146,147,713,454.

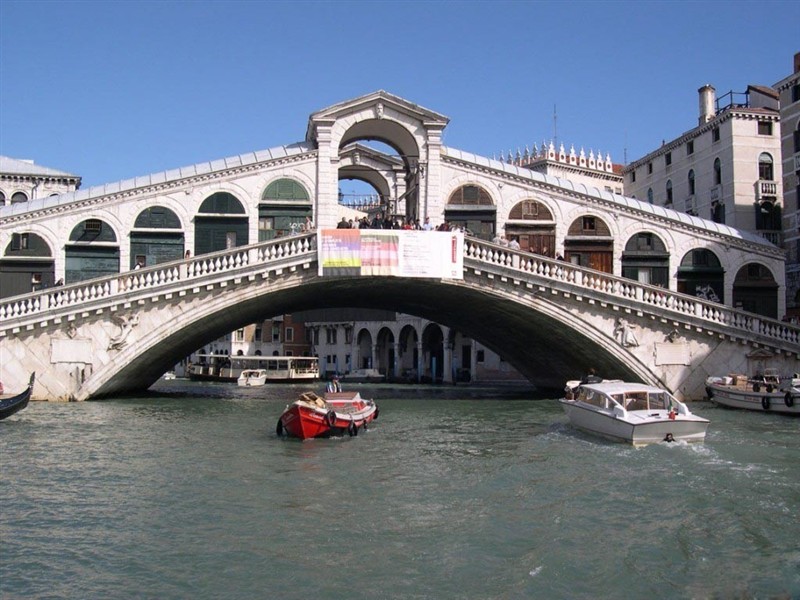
276,390,379,439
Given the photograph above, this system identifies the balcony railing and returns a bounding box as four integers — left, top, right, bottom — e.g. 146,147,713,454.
756,230,783,246
757,180,778,200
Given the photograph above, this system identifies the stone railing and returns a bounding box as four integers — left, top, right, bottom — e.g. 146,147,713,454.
463,238,800,351
0,233,317,327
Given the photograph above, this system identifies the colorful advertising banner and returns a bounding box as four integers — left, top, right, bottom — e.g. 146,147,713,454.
318,229,464,279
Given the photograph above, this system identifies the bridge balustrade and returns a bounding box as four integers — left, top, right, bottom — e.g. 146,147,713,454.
463,238,800,350
0,234,317,324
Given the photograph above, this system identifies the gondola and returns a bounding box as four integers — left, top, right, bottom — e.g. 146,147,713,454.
0,373,35,420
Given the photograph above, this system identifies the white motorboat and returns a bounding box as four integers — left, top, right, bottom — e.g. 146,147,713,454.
559,381,709,446
705,370,800,415
237,369,268,387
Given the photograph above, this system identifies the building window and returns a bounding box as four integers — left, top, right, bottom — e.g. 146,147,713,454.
254,326,262,342
757,121,773,136
582,216,596,232
665,152,672,166
630,170,636,183
285,327,294,342
688,170,695,196
793,125,800,153
666,180,673,204
477,350,485,363
714,158,721,185
647,162,653,175
305,329,313,343
712,127,720,142
326,327,337,345
686,140,694,155
647,188,653,204
235,329,244,342
792,84,800,103
272,324,281,342
758,153,774,180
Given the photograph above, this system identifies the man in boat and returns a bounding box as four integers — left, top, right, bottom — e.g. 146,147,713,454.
580,368,603,385
326,375,342,393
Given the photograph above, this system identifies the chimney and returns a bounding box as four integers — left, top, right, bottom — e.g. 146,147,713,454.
698,85,716,125
794,52,800,74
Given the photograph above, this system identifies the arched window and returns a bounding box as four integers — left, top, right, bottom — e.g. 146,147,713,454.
688,170,695,196
666,180,673,204
713,158,721,185
447,185,493,206
262,178,309,201
11,191,28,204
647,188,653,204
758,153,774,181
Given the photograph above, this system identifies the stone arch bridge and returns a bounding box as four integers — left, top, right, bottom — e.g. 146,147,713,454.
1,232,797,402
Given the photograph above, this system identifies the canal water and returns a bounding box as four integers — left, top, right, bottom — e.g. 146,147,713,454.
2,380,799,599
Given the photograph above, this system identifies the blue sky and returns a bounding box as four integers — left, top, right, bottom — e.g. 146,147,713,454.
1,0,798,188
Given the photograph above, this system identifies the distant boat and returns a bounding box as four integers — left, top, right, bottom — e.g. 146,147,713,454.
162,371,176,380
343,368,384,383
237,369,268,387
190,355,319,383
705,370,800,415
0,372,35,421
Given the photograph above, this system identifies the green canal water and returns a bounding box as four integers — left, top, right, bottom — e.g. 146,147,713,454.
2,380,799,599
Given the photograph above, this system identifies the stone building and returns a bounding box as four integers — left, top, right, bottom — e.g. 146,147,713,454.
622,84,783,316
0,156,81,205
774,52,800,320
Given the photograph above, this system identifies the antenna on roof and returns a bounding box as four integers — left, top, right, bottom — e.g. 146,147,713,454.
624,130,628,165
553,104,558,149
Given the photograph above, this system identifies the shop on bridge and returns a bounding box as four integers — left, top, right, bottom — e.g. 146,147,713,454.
65,219,120,283
258,179,313,241
194,192,249,254
0,232,55,298
130,206,184,269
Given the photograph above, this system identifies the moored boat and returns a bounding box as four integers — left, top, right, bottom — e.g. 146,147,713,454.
0,373,35,421
705,371,800,415
237,369,268,387
559,380,709,446
277,390,379,439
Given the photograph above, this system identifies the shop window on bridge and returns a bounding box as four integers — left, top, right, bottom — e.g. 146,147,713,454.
259,178,312,241
131,206,184,268
0,232,55,298
506,200,555,254
565,215,613,273
446,184,496,241
622,232,669,288
195,192,248,255
733,263,778,319
677,249,723,304
65,220,119,284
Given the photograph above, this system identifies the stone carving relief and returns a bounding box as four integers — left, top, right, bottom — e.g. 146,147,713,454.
614,317,639,348
108,313,140,351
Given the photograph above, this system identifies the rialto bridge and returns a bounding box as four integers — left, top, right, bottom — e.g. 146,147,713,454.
0,91,798,401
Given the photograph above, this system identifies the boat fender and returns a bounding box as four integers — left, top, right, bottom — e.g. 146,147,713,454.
348,420,357,437
785,392,795,408
276,419,284,436
325,410,336,427
752,382,761,392
705,387,714,400
362,419,368,431
761,396,770,411
766,384,774,393
373,406,379,420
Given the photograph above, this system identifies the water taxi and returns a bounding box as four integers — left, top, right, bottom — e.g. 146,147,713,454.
560,380,709,446
237,369,268,387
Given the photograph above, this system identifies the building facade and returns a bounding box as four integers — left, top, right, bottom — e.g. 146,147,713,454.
775,53,800,320
0,156,81,205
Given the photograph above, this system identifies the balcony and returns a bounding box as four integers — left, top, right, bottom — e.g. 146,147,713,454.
756,180,778,201
757,230,783,246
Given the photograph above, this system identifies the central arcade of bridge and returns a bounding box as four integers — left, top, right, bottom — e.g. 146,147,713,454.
0,91,797,400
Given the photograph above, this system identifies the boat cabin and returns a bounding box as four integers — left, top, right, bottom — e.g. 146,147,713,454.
577,383,678,413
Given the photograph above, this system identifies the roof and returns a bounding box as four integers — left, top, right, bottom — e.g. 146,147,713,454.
0,142,314,218
579,381,667,395
0,155,80,179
